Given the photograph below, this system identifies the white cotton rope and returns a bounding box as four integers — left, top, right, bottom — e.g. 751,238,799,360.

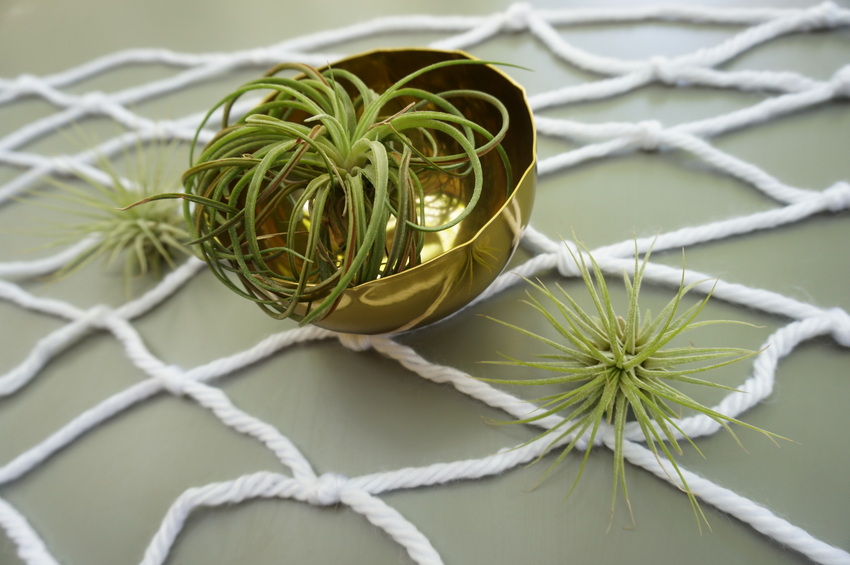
0,497,60,565
1,3,849,565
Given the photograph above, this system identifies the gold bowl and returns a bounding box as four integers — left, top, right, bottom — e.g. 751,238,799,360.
271,48,536,334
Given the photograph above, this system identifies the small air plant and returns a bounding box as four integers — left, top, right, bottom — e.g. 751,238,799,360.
34,139,191,294
131,58,511,324
482,239,781,527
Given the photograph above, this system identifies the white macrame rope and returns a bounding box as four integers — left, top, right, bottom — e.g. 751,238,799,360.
139,471,445,565
1,3,848,565
615,439,850,565
0,497,60,565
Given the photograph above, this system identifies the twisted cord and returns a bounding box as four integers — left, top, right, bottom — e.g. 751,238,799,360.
0,497,60,565
616,438,850,565
139,471,444,565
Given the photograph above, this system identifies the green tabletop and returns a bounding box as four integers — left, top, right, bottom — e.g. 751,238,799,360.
1,1,848,564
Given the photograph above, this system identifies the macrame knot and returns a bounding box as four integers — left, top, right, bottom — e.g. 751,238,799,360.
79,91,112,114
12,74,42,96
647,56,678,84
151,120,182,140
246,48,273,66
304,472,348,506
825,308,850,348
157,365,188,396
554,243,582,278
635,120,664,152
503,3,533,32
829,65,850,98
798,2,844,31
820,181,850,212
52,155,81,175
81,305,114,329
337,333,374,352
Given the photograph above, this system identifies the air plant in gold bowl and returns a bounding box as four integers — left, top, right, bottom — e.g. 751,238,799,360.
133,48,536,334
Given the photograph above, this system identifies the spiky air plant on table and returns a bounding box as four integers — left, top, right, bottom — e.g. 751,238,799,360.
30,139,191,295
483,240,781,527
131,54,514,327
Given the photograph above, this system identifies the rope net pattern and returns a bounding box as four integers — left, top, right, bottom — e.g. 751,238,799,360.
1,3,849,564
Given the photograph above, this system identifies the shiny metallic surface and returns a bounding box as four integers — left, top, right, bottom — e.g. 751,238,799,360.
284,48,537,334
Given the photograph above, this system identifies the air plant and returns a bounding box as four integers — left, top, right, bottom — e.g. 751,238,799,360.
132,58,511,324
32,138,191,294
483,240,781,527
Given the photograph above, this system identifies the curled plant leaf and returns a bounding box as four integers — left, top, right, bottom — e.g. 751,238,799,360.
482,239,783,528
130,58,512,324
